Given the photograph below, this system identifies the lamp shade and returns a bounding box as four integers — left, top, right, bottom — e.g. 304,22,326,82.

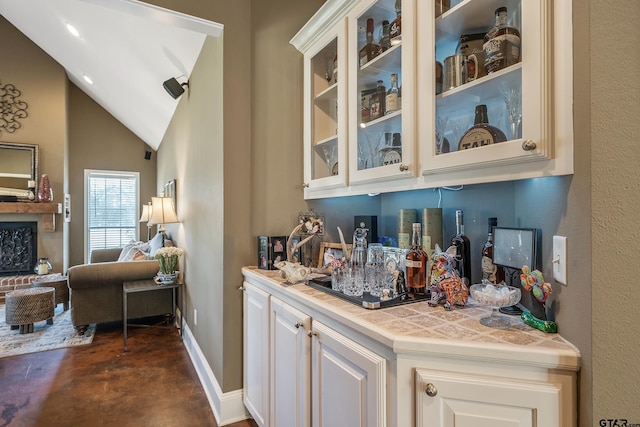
148,197,179,225
139,203,152,223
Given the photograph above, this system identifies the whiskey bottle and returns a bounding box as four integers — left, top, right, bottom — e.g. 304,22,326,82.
385,73,400,115
481,217,505,284
405,223,428,295
369,80,386,120
359,18,382,67
380,20,391,52
458,104,506,150
389,0,401,46
483,7,521,74
450,210,471,285
379,132,402,165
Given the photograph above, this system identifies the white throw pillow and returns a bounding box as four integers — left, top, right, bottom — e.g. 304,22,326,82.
118,240,151,262
148,232,164,257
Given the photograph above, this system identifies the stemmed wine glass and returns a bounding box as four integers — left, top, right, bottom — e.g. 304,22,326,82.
502,86,522,140
435,115,448,155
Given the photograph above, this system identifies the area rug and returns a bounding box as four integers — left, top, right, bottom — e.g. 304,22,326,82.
0,304,96,358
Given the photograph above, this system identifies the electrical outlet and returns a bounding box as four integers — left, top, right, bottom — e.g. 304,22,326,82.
552,236,567,285
194,308,198,326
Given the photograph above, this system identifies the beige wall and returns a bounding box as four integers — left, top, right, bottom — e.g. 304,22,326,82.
67,84,158,266
0,16,67,272
591,0,640,421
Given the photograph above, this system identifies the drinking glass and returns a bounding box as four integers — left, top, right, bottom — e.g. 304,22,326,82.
435,115,448,155
366,244,385,296
502,86,522,140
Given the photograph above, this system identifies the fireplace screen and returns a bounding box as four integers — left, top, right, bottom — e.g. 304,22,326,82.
0,221,37,276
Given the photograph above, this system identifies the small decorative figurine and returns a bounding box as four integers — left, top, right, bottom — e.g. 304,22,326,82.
519,265,557,333
274,222,317,284
428,245,468,310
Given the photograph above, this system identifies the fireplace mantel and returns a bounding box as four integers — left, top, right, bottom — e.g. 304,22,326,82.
0,202,62,232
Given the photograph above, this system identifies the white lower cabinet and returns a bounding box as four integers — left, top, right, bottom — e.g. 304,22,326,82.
243,281,387,427
415,368,565,427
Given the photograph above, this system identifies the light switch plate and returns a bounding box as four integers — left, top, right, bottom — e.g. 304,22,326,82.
552,235,567,285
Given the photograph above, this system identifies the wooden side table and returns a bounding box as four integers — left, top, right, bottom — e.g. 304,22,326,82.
32,275,69,311
122,279,183,352
5,287,55,334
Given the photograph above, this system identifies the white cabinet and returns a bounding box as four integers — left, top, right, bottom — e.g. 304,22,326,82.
243,280,388,427
415,368,566,427
242,281,270,427
291,0,572,198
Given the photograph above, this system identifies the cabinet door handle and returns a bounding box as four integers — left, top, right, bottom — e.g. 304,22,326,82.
238,286,244,291
307,330,317,337
399,164,409,172
425,383,438,397
294,322,303,328
302,183,310,188
522,140,537,151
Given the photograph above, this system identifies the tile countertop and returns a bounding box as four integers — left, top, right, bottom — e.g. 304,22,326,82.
242,267,581,372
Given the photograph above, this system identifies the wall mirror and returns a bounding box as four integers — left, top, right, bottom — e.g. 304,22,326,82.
0,142,39,199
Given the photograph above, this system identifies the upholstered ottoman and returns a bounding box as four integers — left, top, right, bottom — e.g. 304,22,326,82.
5,287,55,334
32,275,70,311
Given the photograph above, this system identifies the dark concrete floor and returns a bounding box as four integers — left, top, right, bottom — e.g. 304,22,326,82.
0,319,257,427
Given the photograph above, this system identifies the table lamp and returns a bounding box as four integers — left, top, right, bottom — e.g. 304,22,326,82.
148,196,179,243
139,202,152,241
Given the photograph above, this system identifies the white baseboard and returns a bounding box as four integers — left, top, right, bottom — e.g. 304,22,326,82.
181,320,252,426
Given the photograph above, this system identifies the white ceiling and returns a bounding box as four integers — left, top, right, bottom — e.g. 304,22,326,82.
0,0,223,150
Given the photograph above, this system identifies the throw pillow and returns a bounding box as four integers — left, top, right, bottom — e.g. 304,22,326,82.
118,241,151,262
148,232,164,257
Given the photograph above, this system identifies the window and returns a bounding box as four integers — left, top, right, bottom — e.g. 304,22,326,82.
85,170,140,261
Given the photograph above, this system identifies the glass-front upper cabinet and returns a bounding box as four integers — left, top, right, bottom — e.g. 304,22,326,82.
419,0,554,175
348,0,416,185
293,17,349,195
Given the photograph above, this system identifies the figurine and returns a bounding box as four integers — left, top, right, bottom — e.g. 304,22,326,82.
274,223,317,284
428,245,468,310
519,265,552,303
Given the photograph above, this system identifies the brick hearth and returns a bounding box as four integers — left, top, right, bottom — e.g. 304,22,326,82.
0,274,57,304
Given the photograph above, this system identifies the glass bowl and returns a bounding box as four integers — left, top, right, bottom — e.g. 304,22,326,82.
469,283,521,329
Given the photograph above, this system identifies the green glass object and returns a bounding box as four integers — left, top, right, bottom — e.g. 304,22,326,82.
521,311,558,334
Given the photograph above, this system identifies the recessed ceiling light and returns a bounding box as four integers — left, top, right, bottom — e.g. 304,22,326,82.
83,75,94,85
66,22,80,38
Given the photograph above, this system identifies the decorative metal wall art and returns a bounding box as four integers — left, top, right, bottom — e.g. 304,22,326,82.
0,81,29,135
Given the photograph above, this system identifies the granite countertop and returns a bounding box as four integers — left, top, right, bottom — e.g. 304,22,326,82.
243,267,581,371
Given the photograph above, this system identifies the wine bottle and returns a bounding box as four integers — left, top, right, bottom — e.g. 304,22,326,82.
458,104,506,150
483,6,521,74
481,217,505,284
451,210,471,285
359,18,382,67
405,223,428,295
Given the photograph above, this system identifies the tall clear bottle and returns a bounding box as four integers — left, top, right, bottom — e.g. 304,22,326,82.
481,217,505,284
385,73,400,115
483,7,521,74
359,18,382,67
405,223,428,295
451,210,471,285
345,224,368,297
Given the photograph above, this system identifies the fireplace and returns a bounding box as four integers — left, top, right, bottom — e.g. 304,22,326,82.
0,221,38,276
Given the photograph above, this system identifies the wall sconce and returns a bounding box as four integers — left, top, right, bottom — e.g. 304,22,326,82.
148,196,180,242
163,77,189,99
139,202,152,241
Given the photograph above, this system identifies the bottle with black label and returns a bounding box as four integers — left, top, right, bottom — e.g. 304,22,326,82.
458,104,506,150
451,210,471,285
389,0,401,45
483,7,521,74
369,80,386,120
481,217,505,284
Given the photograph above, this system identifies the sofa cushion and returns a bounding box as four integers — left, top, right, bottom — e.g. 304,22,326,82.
148,232,164,257
118,241,150,262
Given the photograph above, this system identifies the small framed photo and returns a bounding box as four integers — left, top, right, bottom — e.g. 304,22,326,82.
258,235,287,270
318,242,352,269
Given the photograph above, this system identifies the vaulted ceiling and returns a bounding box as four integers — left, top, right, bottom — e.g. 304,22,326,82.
0,0,223,150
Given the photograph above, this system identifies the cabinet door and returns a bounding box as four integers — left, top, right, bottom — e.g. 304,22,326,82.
415,368,563,427
419,0,555,175
348,0,417,185
311,320,387,427
242,282,270,427
270,297,312,427
301,18,349,196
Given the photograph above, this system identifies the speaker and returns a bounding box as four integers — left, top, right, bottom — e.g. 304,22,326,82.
144,150,152,160
163,77,186,99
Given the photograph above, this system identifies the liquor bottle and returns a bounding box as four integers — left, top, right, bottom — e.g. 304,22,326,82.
359,18,382,67
361,96,370,124
405,223,428,295
481,217,505,284
333,53,338,83
385,73,400,115
389,0,401,45
458,104,507,150
369,80,386,120
483,7,521,74
379,132,402,165
450,210,471,285
380,20,391,52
